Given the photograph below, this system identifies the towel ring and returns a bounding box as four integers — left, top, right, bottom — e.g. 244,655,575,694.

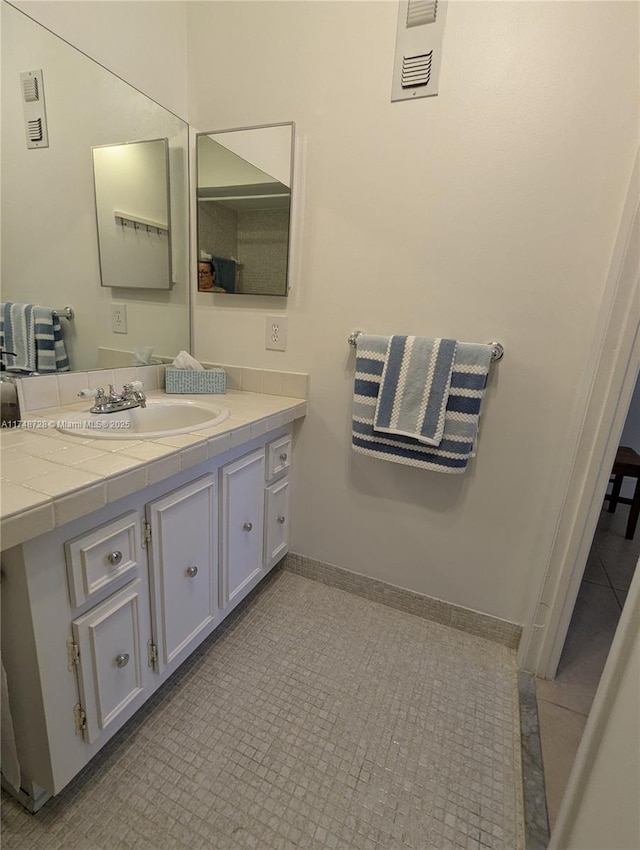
347,331,504,362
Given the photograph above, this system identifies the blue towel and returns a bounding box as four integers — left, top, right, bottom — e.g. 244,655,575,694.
353,334,493,473
213,256,237,293
374,335,457,446
0,302,69,373
33,306,70,372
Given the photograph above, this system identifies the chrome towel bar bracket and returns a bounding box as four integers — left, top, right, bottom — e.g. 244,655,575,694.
53,306,74,321
347,331,504,362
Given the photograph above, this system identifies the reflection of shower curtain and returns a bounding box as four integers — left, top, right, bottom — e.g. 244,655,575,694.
212,256,237,293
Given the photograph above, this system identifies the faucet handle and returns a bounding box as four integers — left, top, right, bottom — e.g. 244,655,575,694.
78,387,103,399
123,380,144,391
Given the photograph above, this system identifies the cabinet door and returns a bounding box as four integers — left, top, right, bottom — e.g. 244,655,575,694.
72,579,150,745
146,474,217,674
264,476,291,569
220,448,265,608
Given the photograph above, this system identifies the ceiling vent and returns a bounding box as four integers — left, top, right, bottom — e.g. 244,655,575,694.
20,69,49,149
391,0,447,102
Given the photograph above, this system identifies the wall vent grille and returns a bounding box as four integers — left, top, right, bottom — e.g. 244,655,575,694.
22,76,40,102
27,118,43,142
401,52,433,88
19,70,49,149
391,0,447,102
407,0,437,28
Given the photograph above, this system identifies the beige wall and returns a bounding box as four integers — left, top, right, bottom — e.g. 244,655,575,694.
11,0,639,628
5,0,639,836
187,1,640,625
12,0,188,119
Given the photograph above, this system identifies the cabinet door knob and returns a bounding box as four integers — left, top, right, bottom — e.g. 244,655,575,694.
279,452,288,462
115,653,130,668
107,550,123,566
186,565,198,578
243,522,253,532
277,516,286,524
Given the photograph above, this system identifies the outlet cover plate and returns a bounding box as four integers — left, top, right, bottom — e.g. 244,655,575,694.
111,303,128,334
266,315,287,351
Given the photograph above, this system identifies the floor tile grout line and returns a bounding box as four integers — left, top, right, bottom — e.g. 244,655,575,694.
2,569,525,850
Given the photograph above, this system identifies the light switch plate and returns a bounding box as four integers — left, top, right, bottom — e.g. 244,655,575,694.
266,316,287,351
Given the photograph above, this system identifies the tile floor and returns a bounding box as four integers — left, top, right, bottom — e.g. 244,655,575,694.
2,569,525,850
535,504,639,830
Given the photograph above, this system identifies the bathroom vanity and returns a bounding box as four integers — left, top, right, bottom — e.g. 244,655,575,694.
0,386,305,811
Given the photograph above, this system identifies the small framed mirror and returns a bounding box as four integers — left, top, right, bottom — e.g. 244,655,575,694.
93,138,173,289
196,122,294,296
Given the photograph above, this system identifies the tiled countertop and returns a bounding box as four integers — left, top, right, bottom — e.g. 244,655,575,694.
0,390,306,550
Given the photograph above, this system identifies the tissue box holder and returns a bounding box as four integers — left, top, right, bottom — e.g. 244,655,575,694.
165,368,226,394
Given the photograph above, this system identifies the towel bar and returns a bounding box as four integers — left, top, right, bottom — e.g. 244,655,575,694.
53,307,74,321
347,331,504,362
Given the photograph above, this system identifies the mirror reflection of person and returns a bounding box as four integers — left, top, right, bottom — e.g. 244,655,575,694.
198,260,226,293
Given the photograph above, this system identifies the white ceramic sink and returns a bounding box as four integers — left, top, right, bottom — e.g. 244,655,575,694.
55,400,230,440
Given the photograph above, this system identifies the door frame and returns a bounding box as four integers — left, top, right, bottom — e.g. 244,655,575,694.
520,150,640,677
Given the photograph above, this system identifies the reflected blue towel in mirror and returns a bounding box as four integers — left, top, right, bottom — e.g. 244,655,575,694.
213,256,237,293
0,302,69,373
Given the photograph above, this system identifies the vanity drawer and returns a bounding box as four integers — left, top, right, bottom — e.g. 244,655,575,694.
65,511,140,608
266,434,291,481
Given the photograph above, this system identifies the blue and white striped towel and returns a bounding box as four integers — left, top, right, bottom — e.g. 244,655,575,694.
353,334,493,473
0,302,69,373
374,335,457,446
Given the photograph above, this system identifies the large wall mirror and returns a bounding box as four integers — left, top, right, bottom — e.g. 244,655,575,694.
0,1,190,372
196,123,294,296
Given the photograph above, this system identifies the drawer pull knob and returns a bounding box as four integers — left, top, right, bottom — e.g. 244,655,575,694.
277,516,286,524
115,653,130,668
107,551,123,566
279,452,288,462
186,565,198,578
243,522,253,532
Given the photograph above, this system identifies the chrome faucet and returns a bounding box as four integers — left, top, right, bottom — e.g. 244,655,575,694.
120,382,147,409
79,381,147,413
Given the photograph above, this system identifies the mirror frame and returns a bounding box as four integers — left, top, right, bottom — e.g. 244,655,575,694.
92,138,174,291
195,121,295,297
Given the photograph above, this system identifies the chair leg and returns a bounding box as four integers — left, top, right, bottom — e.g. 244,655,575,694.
626,477,640,540
609,474,623,513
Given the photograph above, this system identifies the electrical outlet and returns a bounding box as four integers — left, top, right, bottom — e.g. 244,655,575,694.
111,303,128,334
265,315,287,351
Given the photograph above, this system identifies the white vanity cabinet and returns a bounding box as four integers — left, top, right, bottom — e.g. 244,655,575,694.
264,433,292,570
146,474,218,675
265,477,291,569
71,578,151,745
220,448,265,609
0,424,294,811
